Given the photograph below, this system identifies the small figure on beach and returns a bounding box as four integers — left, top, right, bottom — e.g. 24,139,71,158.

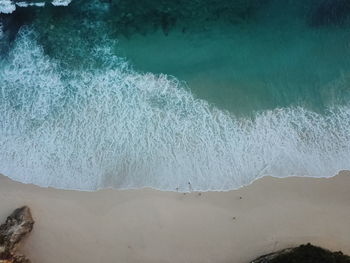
188,181,192,192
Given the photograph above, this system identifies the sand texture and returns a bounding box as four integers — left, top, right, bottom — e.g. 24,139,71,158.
0,172,349,263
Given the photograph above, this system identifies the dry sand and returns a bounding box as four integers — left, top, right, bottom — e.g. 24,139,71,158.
0,171,350,263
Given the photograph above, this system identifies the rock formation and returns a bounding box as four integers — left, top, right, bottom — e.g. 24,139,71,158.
0,207,34,263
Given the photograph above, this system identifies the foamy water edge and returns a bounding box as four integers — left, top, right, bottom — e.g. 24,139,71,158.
1,28,349,192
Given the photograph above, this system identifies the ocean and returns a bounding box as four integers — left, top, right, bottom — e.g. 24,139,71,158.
0,0,349,191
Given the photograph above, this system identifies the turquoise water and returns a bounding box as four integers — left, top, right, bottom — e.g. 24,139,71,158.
117,24,350,114
0,0,350,191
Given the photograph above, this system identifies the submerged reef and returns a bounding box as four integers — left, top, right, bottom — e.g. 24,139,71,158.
106,0,270,37
0,207,34,263
0,0,271,57
251,243,350,263
309,0,350,26
3,0,350,46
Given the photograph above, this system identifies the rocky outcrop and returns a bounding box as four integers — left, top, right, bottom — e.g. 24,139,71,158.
251,243,350,263
0,207,34,263
251,248,294,263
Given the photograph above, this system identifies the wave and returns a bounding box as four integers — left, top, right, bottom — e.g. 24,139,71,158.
0,0,16,13
0,0,72,14
0,28,350,191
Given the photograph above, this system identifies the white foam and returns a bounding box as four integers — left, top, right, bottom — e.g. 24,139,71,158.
0,0,16,13
16,1,29,7
35,2,45,7
1,28,350,191
51,0,72,6
0,0,70,13
0,22,3,39
16,1,45,7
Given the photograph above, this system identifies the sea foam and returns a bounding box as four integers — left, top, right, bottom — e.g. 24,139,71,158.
0,0,15,13
0,0,72,13
0,28,350,191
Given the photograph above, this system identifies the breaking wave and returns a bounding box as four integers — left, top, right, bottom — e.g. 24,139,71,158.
1,28,350,191
0,0,72,14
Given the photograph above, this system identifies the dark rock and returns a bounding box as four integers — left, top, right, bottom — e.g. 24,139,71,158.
251,248,294,263
251,243,350,263
0,207,34,263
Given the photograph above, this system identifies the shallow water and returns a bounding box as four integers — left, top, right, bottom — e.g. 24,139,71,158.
0,0,350,191
117,24,350,114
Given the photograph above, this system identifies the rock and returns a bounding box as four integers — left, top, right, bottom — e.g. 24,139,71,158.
251,248,294,263
0,207,34,263
251,243,350,263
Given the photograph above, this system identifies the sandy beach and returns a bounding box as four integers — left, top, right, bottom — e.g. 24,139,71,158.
0,172,349,263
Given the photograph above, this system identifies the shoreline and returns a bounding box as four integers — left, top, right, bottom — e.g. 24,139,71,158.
1,171,350,263
4,169,349,193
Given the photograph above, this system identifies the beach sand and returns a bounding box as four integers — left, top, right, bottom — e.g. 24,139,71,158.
0,171,349,263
